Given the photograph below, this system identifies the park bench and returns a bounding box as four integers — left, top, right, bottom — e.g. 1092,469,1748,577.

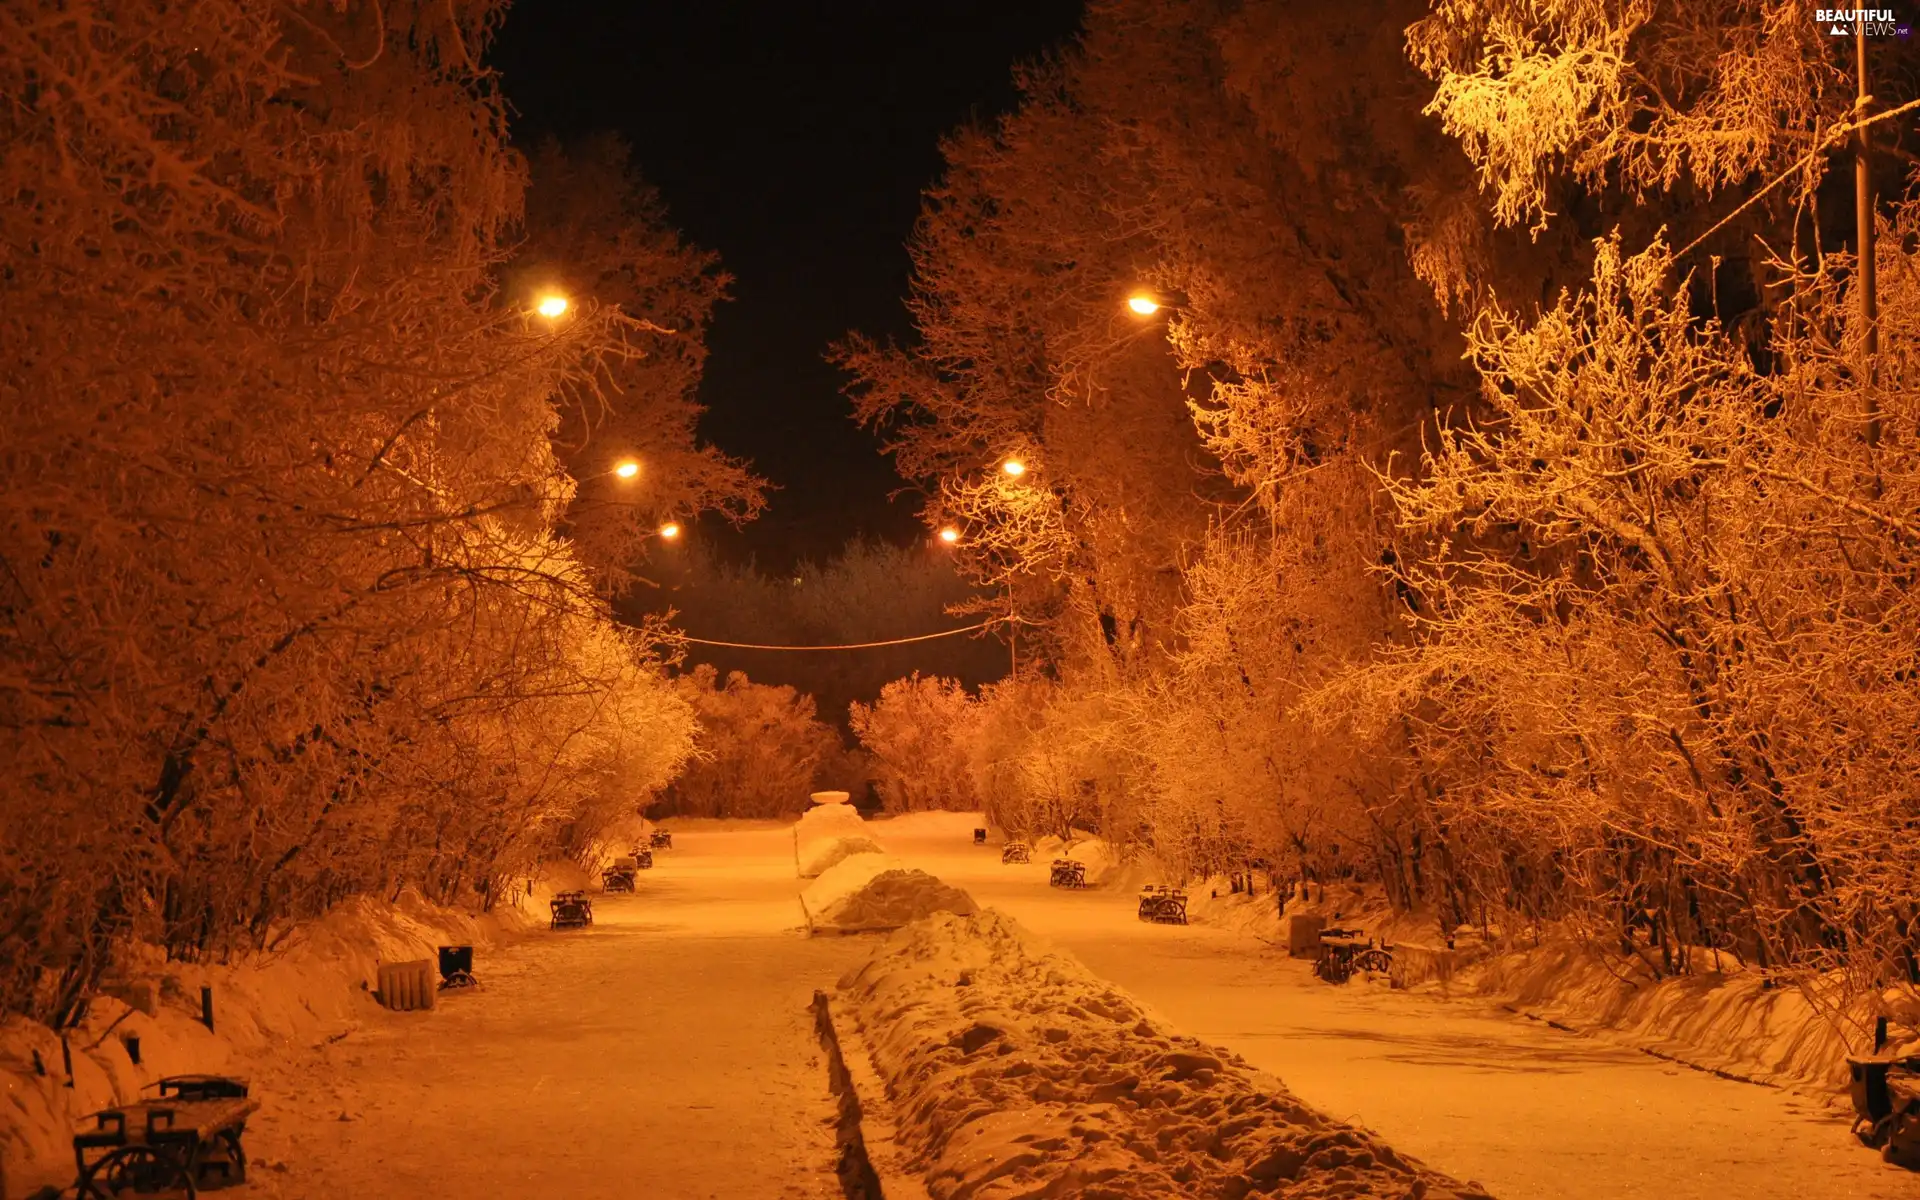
972,827,987,846
650,829,673,850
1850,1018,1920,1168
1313,928,1393,985
1000,840,1031,864
1137,885,1188,925
602,858,638,892
73,1075,257,1198
550,890,593,929
1049,859,1087,888
627,846,656,869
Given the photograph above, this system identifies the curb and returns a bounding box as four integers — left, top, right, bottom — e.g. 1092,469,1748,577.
810,990,931,1200
811,989,885,1200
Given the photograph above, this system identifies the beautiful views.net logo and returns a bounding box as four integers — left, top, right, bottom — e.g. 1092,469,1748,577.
1817,8,1912,35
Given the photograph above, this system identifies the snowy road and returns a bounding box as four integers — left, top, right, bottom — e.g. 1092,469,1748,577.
881,815,1914,1200
239,827,861,1200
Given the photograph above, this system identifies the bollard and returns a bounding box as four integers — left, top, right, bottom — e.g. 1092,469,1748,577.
123,1034,141,1066
200,986,216,1033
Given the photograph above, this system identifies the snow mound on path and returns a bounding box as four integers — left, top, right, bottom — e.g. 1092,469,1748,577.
802,853,977,933
798,832,886,878
794,803,873,878
838,910,1494,1200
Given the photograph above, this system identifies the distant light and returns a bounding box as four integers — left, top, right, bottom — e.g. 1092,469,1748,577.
1127,294,1161,316
536,294,569,319
1001,459,1027,477
614,459,640,479
658,522,681,540
938,527,960,544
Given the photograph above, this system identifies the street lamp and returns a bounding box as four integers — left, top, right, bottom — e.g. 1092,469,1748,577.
1001,458,1027,478
535,293,570,319
658,522,681,540
613,459,640,480
1127,294,1162,316
938,526,960,544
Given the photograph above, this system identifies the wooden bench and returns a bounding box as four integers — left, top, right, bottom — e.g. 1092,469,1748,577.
74,1076,257,1198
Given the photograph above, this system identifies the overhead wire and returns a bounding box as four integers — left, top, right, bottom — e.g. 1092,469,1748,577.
667,618,1002,652
1675,96,1920,261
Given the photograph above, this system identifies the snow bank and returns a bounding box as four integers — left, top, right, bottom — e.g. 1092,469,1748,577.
794,802,877,879
1446,939,1920,1093
837,910,1493,1199
801,854,977,934
1030,832,1119,886
0,884,550,1195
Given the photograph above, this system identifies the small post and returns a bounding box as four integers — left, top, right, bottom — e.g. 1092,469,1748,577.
200,986,215,1034
60,1035,73,1089
1876,1014,1890,1054
123,1035,141,1066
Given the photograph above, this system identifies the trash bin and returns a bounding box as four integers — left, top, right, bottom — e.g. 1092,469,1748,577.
437,945,473,982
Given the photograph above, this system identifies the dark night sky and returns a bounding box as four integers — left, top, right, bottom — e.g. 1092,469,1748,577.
491,1,1086,571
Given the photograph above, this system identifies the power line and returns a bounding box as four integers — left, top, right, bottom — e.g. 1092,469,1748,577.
668,618,1001,652
1676,95,1920,261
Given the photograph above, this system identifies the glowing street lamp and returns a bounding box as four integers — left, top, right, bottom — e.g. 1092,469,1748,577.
613,459,640,480
1126,294,1162,316
535,293,570,319
1001,458,1028,478
938,526,960,544
658,522,681,540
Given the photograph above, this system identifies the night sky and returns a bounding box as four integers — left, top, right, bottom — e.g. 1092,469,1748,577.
491,1,1086,571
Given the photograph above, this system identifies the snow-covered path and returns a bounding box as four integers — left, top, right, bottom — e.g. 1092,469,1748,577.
238,827,861,1200
209,817,1912,1200
881,815,1912,1200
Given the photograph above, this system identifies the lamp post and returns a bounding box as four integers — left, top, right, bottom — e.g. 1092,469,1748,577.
1857,16,1881,447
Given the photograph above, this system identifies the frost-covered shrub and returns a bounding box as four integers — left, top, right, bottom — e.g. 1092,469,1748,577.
850,674,980,812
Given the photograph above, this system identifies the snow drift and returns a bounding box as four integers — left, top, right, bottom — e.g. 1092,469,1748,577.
802,854,978,934
794,802,874,878
837,909,1494,1199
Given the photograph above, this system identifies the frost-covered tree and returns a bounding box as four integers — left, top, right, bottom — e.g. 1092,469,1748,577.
0,0,742,1022
656,666,842,818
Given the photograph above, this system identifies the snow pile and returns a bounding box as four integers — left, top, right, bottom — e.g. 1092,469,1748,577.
801,854,978,934
838,910,1494,1200
794,801,878,879
799,832,887,878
